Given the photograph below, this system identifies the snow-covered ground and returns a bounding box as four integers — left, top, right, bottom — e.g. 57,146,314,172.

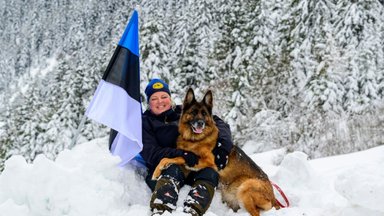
0,137,383,216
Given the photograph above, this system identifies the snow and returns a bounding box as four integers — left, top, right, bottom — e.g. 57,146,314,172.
30,57,58,78
0,137,383,216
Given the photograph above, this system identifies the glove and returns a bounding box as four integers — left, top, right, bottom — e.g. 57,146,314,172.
182,151,199,167
212,143,229,170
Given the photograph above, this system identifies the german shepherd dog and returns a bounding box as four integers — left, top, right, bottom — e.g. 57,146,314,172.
152,88,279,216
152,88,218,179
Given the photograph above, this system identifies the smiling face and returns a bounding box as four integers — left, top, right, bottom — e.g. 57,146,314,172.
149,91,172,115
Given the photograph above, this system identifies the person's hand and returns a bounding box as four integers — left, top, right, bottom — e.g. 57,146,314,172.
212,143,229,170
182,151,199,167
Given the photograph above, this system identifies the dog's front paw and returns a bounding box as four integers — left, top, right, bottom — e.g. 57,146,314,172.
151,163,172,180
152,168,161,180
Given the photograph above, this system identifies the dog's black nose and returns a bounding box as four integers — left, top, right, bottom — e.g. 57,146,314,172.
196,120,205,127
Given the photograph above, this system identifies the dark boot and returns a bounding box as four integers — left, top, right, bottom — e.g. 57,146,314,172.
150,164,185,215
183,168,218,216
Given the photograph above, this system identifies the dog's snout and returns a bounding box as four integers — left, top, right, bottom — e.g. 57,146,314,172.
190,119,206,131
197,120,205,127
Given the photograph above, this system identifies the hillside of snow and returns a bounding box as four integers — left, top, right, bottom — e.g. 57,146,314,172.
0,138,383,216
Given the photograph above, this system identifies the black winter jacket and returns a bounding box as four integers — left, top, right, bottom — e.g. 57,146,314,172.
140,105,233,173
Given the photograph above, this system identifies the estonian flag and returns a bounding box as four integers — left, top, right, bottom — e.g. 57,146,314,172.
86,10,142,166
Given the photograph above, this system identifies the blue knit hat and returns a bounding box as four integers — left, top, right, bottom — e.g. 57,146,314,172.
145,78,171,101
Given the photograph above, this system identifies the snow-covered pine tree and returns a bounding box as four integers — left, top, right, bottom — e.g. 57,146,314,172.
170,0,218,98
378,4,384,99
335,0,383,113
211,0,258,141
0,71,52,164
239,0,299,149
140,0,172,83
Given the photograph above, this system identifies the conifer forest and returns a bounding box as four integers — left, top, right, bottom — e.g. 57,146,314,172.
0,0,383,170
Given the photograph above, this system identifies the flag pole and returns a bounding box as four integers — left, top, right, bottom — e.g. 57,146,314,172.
69,114,87,149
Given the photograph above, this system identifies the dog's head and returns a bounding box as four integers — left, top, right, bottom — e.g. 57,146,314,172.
179,88,216,141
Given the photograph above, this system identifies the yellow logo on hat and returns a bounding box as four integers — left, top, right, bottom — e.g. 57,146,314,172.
152,82,164,89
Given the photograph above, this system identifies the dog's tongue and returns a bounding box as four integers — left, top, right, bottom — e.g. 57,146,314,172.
193,127,203,134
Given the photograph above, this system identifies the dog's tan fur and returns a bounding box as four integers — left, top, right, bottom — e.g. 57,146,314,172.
152,88,279,216
219,145,280,216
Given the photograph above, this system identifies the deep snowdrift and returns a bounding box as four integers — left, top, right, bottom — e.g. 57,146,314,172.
0,137,383,216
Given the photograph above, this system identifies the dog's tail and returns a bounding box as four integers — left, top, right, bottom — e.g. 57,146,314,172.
237,179,276,216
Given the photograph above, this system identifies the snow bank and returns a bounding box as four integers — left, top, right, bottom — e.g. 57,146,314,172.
0,137,151,216
0,137,383,216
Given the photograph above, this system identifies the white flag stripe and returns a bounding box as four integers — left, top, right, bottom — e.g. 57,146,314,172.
110,132,142,166
86,80,142,165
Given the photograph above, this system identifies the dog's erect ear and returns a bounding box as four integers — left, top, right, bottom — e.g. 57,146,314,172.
203,90,213,113
183,88,196,109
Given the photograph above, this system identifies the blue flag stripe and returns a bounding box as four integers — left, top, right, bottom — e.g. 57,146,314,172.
118,10,139,56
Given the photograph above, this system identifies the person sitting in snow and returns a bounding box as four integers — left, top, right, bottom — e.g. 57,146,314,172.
139,78,233,216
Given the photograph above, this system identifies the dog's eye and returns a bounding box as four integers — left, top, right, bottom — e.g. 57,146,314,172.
201,111,207,116
191,110,198,115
